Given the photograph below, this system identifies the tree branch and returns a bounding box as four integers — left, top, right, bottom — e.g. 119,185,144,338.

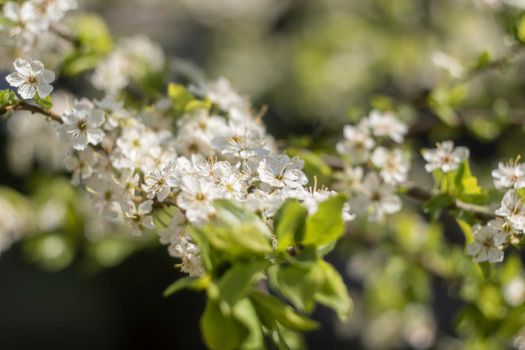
322,154,496,221
4,100,63,124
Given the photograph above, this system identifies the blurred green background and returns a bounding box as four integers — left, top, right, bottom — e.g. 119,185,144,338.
2,0,525,349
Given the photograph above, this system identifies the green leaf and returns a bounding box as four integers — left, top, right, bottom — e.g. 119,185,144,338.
201,298,248,350
456,218,474,245
163,276,209,297
268,263,323,312
518,16,525,43
232,299,265,350
168,83,194,114
302,195,346,247
62,14,113,76
34,94,52,109
428,85,465,126
454,161,482,198
273,199,308,250
202,224,273,257
0,89,19,112
473,51,491,70
218,260,269,306
195,200,273,258
249,290,319,331
213,199,272,237
314,261,353,321
423,193,453,218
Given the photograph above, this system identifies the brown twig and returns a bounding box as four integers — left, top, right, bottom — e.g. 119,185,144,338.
6,100,63,123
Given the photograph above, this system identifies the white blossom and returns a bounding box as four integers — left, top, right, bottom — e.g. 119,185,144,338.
371,147,410,185
492,159,525,190
360,172,402,221
422,141,469,173
123,200,155,236
336,125,375,164
64,148,98,185
6,58,55,99
61,99,105,150
2,1,45,48
466,224,504,263
495,190,525,230
143,165,177,202
366,110,407,143
257,155,308,189
176,176,219,224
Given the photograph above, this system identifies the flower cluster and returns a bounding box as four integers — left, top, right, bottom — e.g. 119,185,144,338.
466,159,525,262
6,57,352,275
335,110,409,221
1,0,77,51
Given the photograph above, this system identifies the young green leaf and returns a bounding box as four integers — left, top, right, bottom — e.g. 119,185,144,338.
201,298,249,350
232,298,265,350
213,199,272,238
34,94,53,110
314,261,353,321
218,260,269,306
0,89,19,112
249,290,319,331
302,195,346,247
268,263,323,312
163,276,209,297
201,224,273,257
273,199,308,250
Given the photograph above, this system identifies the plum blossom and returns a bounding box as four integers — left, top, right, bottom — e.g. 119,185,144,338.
492,159,525,190
366,110,407,143
371,147,410,185
143,165,178,202
123,200,155,236
257,155,308,189
422,141,469,173
2,2,45,48
6,58,55,99
466,224,504,263
176,176,219,224
336,125,375,164
360,172,402,221
495,190,525,230
64,148,98,185
60,99,105,150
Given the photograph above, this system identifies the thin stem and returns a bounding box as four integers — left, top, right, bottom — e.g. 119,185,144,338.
2,100,62,123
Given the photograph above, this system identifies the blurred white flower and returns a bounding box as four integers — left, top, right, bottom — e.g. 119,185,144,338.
504,276,525,306
2,1,45,48
432,51,464,79
64,148,98,185
495,190,525,230
360,172,402,221
366,110,407,143
492,159,525,190
422,140,469,173
371,147,410,185
336,125,375,164
466,224,504,263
